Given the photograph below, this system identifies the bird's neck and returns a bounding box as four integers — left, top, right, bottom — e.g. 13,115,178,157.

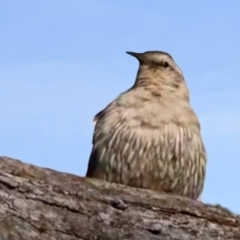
132,66,189,102
133,66,156,87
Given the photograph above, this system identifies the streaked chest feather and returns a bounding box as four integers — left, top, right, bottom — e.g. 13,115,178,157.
92,102,206,199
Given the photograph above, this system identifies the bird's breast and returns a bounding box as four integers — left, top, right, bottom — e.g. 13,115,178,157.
91,99,206,199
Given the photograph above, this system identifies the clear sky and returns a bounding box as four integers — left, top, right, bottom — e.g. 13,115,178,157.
1,1,240,213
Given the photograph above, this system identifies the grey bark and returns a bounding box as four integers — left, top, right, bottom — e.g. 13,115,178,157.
0,156,239,240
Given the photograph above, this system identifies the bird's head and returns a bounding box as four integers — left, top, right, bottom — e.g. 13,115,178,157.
126,51,189,100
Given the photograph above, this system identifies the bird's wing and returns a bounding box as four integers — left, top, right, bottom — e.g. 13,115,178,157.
85,146,99,177
87,107,108,177
91,105,110,126
92,110,102,126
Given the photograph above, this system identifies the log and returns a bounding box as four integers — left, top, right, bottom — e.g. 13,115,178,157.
0,156,239,240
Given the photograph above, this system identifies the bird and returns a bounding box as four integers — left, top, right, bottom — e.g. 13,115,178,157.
86,50,207,200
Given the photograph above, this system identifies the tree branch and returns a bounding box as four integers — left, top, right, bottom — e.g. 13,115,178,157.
0,156,239,240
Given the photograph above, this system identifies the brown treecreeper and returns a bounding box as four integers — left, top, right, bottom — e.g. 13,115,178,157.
86,51,207,200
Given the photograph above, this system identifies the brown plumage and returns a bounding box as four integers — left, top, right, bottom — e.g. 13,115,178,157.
86,50,207,200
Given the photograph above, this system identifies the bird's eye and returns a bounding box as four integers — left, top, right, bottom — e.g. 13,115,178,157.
161,61,169,68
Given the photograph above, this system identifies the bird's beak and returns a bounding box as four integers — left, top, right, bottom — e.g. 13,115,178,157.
126,51,145,62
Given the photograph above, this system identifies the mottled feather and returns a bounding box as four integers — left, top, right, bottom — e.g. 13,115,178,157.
86,50,207,200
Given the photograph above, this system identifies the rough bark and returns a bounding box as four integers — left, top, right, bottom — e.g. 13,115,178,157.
0,156,239,240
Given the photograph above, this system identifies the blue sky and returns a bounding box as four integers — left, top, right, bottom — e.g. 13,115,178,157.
1,1,240,213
